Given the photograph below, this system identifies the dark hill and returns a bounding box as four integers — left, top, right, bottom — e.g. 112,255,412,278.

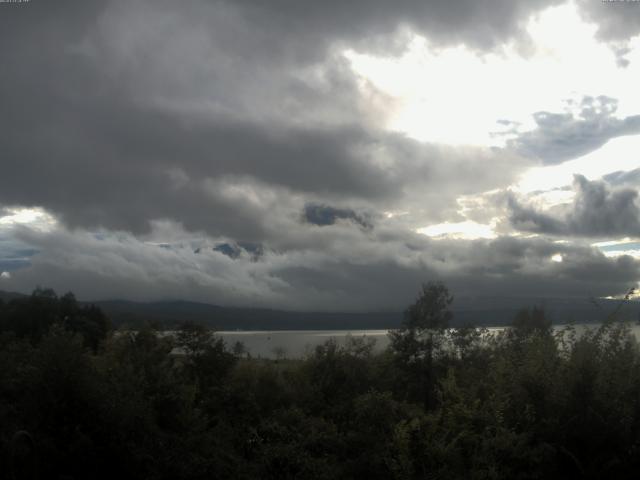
2,290,638,330
93,296,640,330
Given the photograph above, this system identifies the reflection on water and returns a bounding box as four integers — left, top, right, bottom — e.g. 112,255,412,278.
216,324,640,359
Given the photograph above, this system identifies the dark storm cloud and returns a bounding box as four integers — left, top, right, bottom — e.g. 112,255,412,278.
506,96,640,165
0,0,532,241
0,92,523,239
508,175,640,237
0,112,396,235
303,204,372,229
225,0,563,54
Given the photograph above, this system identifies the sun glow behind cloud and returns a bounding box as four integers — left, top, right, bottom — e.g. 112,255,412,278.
345,3,640,147
417,220,497,240
0,208,57,231
516,134,640,193
551,253,563,263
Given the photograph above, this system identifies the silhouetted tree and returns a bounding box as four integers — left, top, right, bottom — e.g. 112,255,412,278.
59,292,110,352
176,321,237,396
389,282,453,409
511,306,551,336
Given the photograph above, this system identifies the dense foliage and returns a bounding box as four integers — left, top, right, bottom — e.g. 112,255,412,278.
2,285,640,479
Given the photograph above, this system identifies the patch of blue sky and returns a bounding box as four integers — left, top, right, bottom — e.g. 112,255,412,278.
0,258,31,272
599,242,640,252
0,232,38,272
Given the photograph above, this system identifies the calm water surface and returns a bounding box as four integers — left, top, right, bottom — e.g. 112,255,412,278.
217,329,392,358
216,325,640,359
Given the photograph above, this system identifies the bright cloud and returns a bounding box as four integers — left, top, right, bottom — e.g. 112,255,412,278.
0,208,57,232
517,134,640,193
345,3,640,146
417,221,498,240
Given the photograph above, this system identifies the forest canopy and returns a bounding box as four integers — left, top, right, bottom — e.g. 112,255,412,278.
1,285,640,479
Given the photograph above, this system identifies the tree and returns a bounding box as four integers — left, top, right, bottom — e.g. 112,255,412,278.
232,340,247,358
175,320,215,359
511,306,551,336
389,282,453,409
175,321,237,395
60,292,111,352
272,345,288,361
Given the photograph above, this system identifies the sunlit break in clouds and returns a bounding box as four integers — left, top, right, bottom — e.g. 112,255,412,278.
1,0,640,309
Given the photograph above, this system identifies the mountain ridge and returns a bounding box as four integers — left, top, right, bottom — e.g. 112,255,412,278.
3,290,638,330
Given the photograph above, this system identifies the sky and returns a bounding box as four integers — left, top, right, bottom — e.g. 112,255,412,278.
1,0,640,311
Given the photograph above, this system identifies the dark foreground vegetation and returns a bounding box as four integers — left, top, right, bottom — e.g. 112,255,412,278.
1,285,640,479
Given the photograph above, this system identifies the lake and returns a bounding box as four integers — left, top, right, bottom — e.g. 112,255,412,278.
217,324,640,358
217,329,392,358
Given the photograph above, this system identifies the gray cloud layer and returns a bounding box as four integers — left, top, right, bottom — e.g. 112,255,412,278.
506,96,640,164
509,175,640,238
5,224,638,310
604,168,640,188
1,1,639,307
576,0,640,44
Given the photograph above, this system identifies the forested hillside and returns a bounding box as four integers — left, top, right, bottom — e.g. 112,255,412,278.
2,285,640,479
